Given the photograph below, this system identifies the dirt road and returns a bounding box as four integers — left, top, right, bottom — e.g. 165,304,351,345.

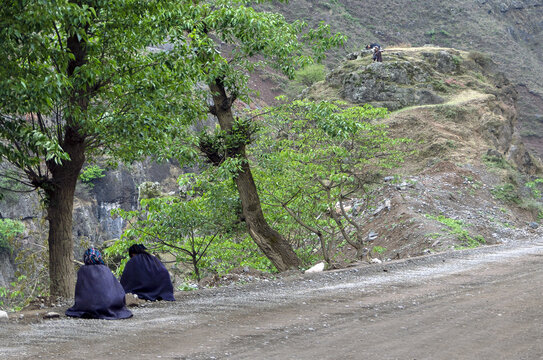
2,240,543,360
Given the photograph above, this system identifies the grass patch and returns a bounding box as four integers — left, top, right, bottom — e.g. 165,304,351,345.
426,214,486,249
491,183,520,204
482,153,511,170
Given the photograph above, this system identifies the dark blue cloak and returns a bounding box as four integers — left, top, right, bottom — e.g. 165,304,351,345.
66,265,133,320
120,253,175,301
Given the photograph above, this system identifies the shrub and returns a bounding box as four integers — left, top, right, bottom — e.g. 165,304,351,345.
468,51,492,68
491,184,520,204
294,64,326,87
482,153,510,169
79,165,106,188
426,214,485,249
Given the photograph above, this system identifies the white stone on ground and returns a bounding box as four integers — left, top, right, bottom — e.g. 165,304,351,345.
305,262,325,273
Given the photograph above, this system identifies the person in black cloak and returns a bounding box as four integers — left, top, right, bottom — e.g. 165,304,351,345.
66,248,133,320
120,244,175,301
373,46,383,62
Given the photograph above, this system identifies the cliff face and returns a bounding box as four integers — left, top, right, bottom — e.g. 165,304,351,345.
0,159,183,286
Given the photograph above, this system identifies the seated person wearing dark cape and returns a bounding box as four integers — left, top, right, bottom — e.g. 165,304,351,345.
120,244,175,301
66,248,133,320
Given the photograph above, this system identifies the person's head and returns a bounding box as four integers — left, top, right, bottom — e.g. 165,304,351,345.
128,244,148,258
365,44,371,49
84,248,105,265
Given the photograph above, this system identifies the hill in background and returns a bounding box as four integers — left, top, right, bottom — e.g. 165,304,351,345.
263,0,543,158
296,46,543,261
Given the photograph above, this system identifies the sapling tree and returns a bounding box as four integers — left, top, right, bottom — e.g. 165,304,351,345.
0,0,198,297
251,99,410,263
106,176,242,281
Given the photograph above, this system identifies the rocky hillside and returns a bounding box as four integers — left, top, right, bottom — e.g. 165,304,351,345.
262,0,543,158
302,46,543,260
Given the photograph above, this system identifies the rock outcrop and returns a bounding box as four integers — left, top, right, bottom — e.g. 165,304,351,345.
269,0,543,158
306,46,540,174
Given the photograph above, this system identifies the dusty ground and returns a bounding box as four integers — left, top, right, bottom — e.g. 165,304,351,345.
2,239,543,359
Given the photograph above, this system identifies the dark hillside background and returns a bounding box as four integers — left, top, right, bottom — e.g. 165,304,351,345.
262,0,543,157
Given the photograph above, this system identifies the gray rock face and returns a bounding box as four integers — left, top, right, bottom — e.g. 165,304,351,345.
78,159,183,245
0,252,15,288
332,60,444,110
0,158,184,274
422,51,459,74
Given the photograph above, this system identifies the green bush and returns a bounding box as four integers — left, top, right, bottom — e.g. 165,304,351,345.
525,178,543,199
296,64,326,86
284,64,328,99
451,55,462,67
426,214,485,249
201,236,274,277
482,153,510,169
79,165,106,188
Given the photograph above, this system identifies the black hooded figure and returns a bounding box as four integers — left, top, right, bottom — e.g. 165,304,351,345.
66,248,133,320
120,244,175,301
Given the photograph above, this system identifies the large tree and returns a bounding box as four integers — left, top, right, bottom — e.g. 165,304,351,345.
0,0,196,297
168,0,345,271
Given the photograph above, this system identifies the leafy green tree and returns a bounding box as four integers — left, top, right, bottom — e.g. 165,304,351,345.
0,0,197,297
251,100,409,264
168,0,345,271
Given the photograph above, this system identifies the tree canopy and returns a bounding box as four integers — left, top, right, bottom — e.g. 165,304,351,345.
252,100,410,263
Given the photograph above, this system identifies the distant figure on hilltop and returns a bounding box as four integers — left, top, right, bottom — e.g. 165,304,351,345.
372,46,383,62
66,248,133,320
120,244,175,301
365,43,383,62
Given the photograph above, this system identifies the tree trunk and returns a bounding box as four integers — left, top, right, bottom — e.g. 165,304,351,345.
45,127,86,298
208,81,301,271
43,30,90,298
234,155,301,270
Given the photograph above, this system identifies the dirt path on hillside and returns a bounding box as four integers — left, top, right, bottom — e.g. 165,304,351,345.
2,240,543,360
